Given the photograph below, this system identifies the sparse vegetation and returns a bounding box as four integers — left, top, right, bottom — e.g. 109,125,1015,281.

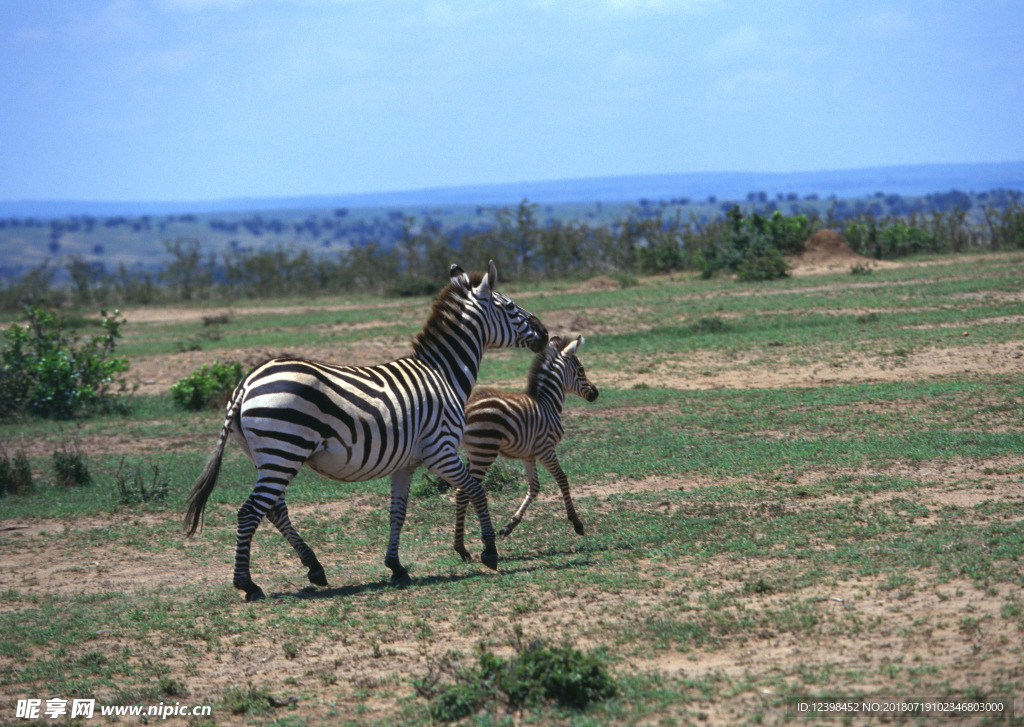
0,249,1022,725
112,458,169,505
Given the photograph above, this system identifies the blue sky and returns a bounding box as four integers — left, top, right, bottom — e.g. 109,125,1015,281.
2,0,1022,203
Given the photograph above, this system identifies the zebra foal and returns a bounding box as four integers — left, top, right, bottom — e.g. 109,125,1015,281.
454,335,598,561
183,261,548,601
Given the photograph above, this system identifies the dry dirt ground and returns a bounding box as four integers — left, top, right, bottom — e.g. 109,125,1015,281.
2,242,1022,725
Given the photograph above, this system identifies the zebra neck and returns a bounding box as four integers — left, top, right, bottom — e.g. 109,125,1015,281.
535,380,567,415
412,325,483,403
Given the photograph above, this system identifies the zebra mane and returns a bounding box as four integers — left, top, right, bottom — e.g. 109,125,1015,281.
410,270,487,357
525,336,563,399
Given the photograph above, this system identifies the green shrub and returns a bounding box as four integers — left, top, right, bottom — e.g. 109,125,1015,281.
53,445,91,488
0,306,130,419
0,450,34,497
736,245,790,282
481,457,523,493
984,200,1024,250
877,222,935,257
842,215,942,258
690,316,732,334
700,207,797,280
411,472,451,498
170,361,244,411
416,636,617,721
221,683,271,715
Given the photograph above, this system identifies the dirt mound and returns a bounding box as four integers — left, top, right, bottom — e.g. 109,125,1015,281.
789,229,884,275
580,275,621,291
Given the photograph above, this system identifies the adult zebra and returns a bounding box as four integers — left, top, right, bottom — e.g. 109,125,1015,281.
183,261,548,601
454,335,598,561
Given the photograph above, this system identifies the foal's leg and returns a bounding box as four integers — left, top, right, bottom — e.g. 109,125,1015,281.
500,459,541,538
265,499,328,587
539,451,584,535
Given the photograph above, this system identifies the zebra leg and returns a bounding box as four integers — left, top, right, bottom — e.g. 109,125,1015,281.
384,467,415,585
233,488,283,602
265,500,327,587
452,488,472,562
427,451,498,570
454,453,496,562
501,459,541,538
465,474,499,570
540,452,584,535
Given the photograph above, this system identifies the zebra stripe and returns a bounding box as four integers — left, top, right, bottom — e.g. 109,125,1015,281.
183,261,548,601
453,335,599,560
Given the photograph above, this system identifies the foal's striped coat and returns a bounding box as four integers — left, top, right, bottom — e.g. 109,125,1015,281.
453,336,598,560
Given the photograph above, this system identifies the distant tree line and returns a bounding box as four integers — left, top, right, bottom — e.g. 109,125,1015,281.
2,193,1023,311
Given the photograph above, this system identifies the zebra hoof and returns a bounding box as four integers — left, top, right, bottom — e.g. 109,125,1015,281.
244,586,266,602
499,526,513,539
390,571,412,587
454,545,472,563
480,550,498,571
573,521,585,536
308,567,328,587
385,556,409,585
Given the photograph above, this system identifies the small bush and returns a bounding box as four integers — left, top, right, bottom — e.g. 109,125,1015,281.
170,361,244,411
113,459,169,505
0,450,34,497
690,316,731,335
612,272,640,288
53,445,91,488
736,246,790,282
412,472,451,498
221,683,271,715
481,457,523,493
0,306,130,419
414,458,522,497
415,634,617,721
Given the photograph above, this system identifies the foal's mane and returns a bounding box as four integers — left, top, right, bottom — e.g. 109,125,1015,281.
525,336,563,399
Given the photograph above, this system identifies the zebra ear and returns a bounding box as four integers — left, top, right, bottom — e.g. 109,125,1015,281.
561,336,582,357
472,260,496,298
449,264,471,291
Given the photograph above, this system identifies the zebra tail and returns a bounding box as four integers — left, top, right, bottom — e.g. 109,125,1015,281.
183,393,241,537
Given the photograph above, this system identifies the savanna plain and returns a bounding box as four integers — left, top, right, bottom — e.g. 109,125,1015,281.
1,247,1023,725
